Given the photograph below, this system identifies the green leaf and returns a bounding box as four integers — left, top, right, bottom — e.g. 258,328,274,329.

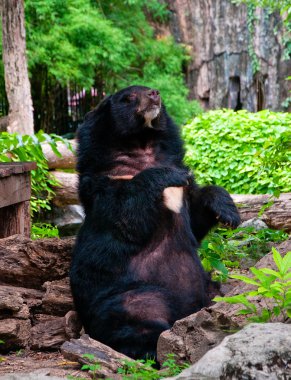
230,274,260,286
272,247,284,272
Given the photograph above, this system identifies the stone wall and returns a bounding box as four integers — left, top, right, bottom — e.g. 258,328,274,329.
165,0,290,111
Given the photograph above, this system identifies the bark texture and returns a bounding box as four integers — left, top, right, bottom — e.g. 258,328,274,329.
41,140,77,170
1,0,34,134
165,0,290,111
0,235,80,352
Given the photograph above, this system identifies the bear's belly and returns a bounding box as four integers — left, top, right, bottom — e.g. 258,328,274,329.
128,216,202,300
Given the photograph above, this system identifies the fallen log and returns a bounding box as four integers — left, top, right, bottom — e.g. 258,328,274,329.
0,234,74,288
42,140,77,170
51,172,291,231
61,334,132,379
51,171,79,207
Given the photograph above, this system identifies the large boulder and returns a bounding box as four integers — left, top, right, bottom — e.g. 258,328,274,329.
165,323,291,380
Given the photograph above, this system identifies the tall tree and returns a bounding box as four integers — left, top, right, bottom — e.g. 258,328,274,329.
1,0,34,134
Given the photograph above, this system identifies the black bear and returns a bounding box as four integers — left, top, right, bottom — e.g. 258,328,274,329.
70,85,240,360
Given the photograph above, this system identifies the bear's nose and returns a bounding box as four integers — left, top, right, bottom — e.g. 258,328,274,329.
146,89,160,105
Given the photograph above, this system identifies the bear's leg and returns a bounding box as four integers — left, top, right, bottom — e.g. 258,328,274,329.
83,286,173,360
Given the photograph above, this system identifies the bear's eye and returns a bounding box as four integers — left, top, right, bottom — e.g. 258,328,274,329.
120,93,137,103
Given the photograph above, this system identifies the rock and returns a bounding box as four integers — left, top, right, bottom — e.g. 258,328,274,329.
166,1,289,112
53,204,84,237
0,319,31,351
61,334,133,379
157,238,291,365
0,371,64,380
0,235,74,288
240,217,268,230
0,373,63,380
165,323,291,380
157,308,238,365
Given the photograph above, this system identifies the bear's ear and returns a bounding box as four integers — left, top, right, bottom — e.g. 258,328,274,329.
84,95,112,122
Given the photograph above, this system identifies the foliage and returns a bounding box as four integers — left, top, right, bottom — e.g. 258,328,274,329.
68,353,189,380
198,226,288,281
0,131,72,215
22,0,201,125
31,223,59,239
117,354,189,379
214,248,291,322
81,354,101,380
183,109,291,194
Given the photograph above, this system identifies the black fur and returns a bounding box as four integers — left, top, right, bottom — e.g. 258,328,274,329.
70,85,240,360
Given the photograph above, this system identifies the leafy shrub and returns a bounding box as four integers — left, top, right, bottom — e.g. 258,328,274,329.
183,110,291,194
199,227,288,281
214,248,291,322
31,223,59,239
0,131,72,215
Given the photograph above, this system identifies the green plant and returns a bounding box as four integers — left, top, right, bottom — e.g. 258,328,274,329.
214,247,291,322
198,227,288,281
0,131,73,216
118,354,189,379
118,358,161,380
183,109,291,194
31,223,59,239
81,354,101,380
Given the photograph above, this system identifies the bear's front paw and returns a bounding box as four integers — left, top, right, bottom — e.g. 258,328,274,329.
202,186,241,228
215,204,241,228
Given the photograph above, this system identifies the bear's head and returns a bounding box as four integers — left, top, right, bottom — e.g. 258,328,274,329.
85,85,168,137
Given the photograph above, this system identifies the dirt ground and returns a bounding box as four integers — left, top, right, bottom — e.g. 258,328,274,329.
0,350,90,379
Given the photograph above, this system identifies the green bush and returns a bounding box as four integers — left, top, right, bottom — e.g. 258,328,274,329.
183,110,291,194
199,227,288,282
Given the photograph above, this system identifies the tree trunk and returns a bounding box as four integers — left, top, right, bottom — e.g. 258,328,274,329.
1,0,34,135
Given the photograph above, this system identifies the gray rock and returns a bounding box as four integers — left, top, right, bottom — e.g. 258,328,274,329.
240,217,268,230
53,204,84,236
0,370,63,380
165,323,291,380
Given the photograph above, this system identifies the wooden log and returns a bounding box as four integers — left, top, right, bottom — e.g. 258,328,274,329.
0,234,75,288
30,315,69,350
232,193,291,231
42,140,77,170
61,334,133,379
51,172,291,231
0,319,31,352
51,171,79,207
42,278,74,316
